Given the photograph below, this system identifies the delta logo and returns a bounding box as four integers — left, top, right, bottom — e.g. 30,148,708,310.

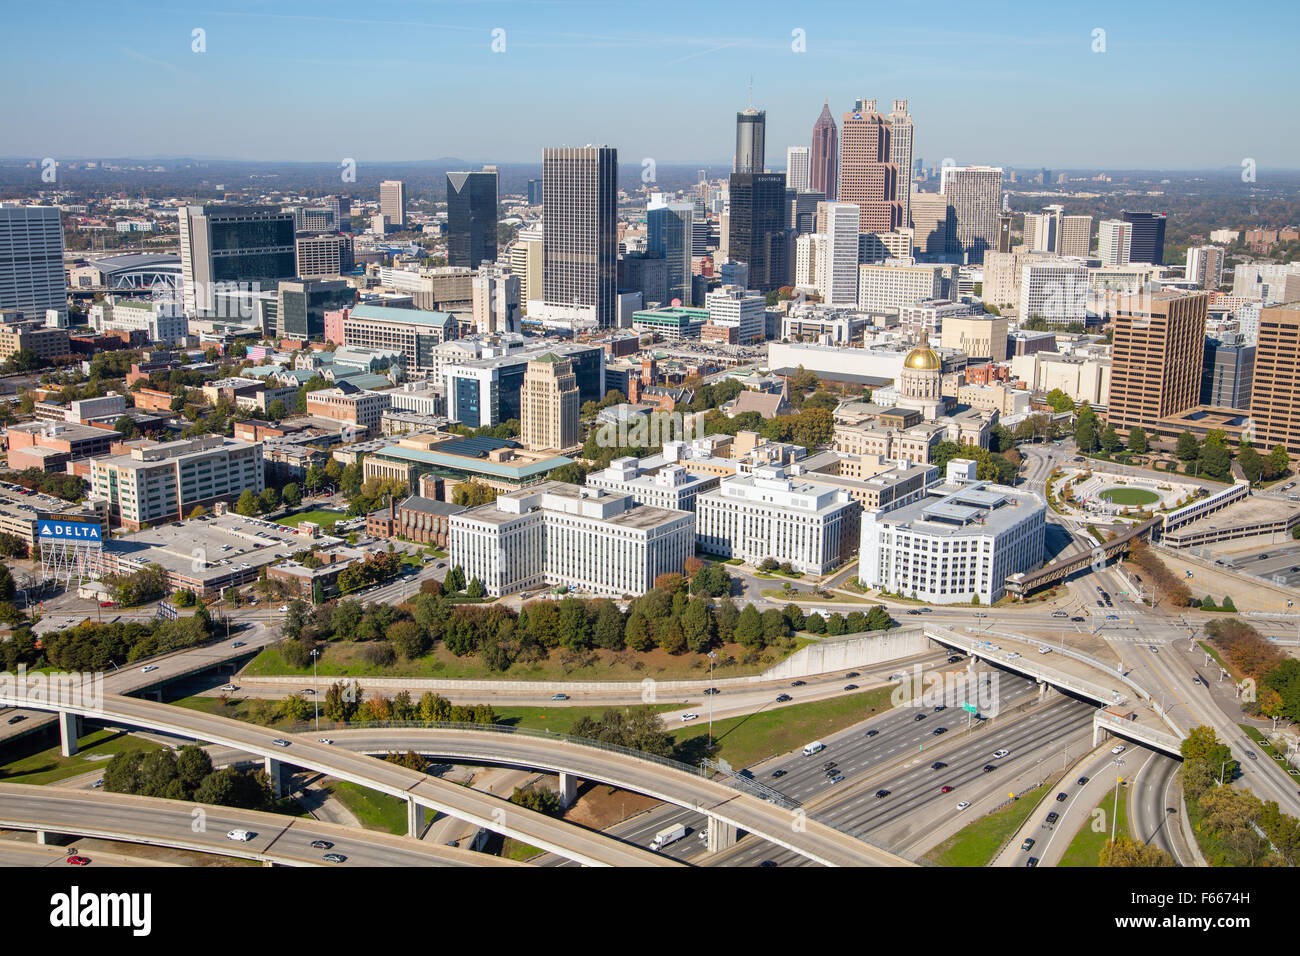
38,521,102,541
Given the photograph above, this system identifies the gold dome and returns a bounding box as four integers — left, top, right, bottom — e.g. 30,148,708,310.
903,346,941,371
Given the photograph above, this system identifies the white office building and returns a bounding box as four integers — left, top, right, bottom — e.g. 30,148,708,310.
857,261,946,314
1018,258,1089,326
858,460,1045,604
89,297,189,346
824,202,862,307
786,146,811,192
448,481,694,597
0,205,68,322
706,285,766,344
1097,219,1133,267
695,466,861,574
586,458,720,512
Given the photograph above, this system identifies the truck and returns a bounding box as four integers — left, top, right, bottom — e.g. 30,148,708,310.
648,823,688,851
802,740,826,756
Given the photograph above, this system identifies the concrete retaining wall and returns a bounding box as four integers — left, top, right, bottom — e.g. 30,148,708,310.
760,627,932,680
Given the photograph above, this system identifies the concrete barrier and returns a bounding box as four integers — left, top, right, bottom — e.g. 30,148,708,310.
760,628,932,680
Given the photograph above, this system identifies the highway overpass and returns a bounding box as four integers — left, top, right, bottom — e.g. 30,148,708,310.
1005,516,1162,597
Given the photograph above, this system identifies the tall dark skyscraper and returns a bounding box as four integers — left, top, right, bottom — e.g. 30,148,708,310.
735,108,766,174
446,168,499,269
526,178,543,205
810,100,838,201
1121,210,1167,265
727,172,788,292
543,146,618,328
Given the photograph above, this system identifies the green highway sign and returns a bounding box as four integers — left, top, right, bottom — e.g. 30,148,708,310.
962,703,978,714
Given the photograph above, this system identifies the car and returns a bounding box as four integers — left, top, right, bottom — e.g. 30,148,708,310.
1258,554,1268,561
1021,838,1036,851
1105,614,1119,621
1038,646,1053,655
92,779,103,789
933,704,947,712
301,688,315,696
1052,610,1068,618
317,738,333,745
1149,645,1159,653
278,605,289,612
322,853,346,863
1097,600,1104,607
226,830,254,842
141,665,159,673
99,601,115,608
932,727,948,736
790,680,806,687
918,608,932,613
956,801,971,811
66,856,91,866
551,693,570,701
776,694,792,703
759,860,778,866
1056,792,1068,802
1111,745,1125,755
845,672,860,678
309,840,334,849
913,712,927,721
947,655,964,664
1006,651,1021,659
704,687,720,695
1026,857,1039,867
875,789,891,798
1045,811,1059,825
1192,676,1204,686
906,608,922,615
931,761,948,770
771,769,787,778
219,684,238,692
271,739,291,748
940,785,954,794
680,713,699,722
865,729,879,738
1244,750,1257,761
822,760,837,770
993,749,1010,758
7,715,25,724
843,684,859,691
982,764,997,773
1070,616,1085,623
1077,776,1090,786
827,774,844,784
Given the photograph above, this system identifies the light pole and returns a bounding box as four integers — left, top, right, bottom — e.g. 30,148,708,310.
311,647,320,731
707,650,716,747
1111,758,1126,842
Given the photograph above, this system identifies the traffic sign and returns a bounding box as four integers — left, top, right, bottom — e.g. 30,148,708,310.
962,703,978,714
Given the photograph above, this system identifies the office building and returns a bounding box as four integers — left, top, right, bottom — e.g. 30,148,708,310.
90,436,264,531
631,304,707,341
446,167,498,268
696,466,861,575
887,100,914,228
940,314,1008,362
1097,219,1133,267
295,232,354,278
786,146,811,191
587,457,720,512
647,197,694,306
509,227,543,313
379,180,407,229
449,481,694,597
823,202,862,306
939,165,1002,264
839,100,901,233
542,146,618,328
341,304,459,373
1249,304,1300,452
859,462,1046,605
443,342,604,429
1107,290,1209,432
520,353,580,452
527,179,543,205
1060,215,1092,258
1018,258,1089,326
178,205,296,317
88,297,188,346
275,278,353,341
810,100,839,201
910,191,954,258
705,285,766,344
1201,334,1255,410
0,320,70,363
735,108,766,174
727,171,788,292
305,384,392,439
1186,245,1225,290
471,263,521,334
1121,210,1167,265
857,261,947,314
787,187,825,234
0,205,68,322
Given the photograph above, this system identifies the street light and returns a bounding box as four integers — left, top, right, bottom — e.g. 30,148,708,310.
310,647,320,731
707,650,717,747
1111,758,1126,842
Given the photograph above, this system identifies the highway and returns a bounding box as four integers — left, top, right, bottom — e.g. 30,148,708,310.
0,783,519,867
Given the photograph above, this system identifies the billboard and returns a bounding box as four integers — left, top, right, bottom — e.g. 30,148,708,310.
37,519,103,542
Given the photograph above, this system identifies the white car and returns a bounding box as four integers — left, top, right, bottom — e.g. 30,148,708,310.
220,684,238,692
956,801,971,812
226,830,254,842
680,713,699,722
992,749,1010,759
141,665,159,673
1111,745,1126,755
1038,647,1052,655
278,605,289,612
317,738,334,745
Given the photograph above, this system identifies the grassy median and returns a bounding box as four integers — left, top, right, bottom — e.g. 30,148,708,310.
925,786,1051,867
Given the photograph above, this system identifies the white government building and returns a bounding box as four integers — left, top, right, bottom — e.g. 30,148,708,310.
695,465,861,575
858,460,1045,604
585,458,719,512
448,481,694,597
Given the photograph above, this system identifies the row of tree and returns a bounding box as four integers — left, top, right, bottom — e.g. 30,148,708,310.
1205,618,1300,723
103,745,275,811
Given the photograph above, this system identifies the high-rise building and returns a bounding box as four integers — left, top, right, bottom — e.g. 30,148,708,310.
1201,333,1255,410
446,168,499,269
824,202,861,306
887,99,914,228
471,263,521,334
527,179,543,205
1060,215,1093,258
1018,259,1089,326
810,100,839,201
785,146,810,192
509,227,543,314
839,100,901,233
379,180,407,229
1186,245,1225,290
275,278,354,340
647,197,694,306
1250,304,1300,452
178,205,296,318
735,108,766,174
726,172,789,292
0,205,68,322
939,165,1002,264
295,232,354,278
705,285,766,344
520,353,580,452
1107,290,1209,432
1023,205,1062,253
542,145,618,328
787,188,824,234
910,191,954,258
996,213,1014,254
1098,219,1133,266
1121,210,1167,265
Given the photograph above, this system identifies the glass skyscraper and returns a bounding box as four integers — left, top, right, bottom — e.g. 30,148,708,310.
446,168,499,269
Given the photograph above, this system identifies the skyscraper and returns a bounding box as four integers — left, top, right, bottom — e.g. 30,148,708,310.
446,167,499,269
1121,210,1167,265
887,100,914,228
810,101,838,201
1060,215,1093,258
1250,304,1300,451
823,202,861,306
786,146,810,192
839,100,901,234
542,145,618,328
527,179,543,205
521,353,580,452
0,205,67,322
1107,290,1209,432
939,165,1002,264
647,197,694,306
1098,219,1133,266
735,108,766,174
178,205,296,317
379,180,407,229
1186,245,1226,290
726,172,789,293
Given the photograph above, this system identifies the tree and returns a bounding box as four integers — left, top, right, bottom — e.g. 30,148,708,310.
1045,388,1075,413
466,576,484,599
680,598,716,653
444,565,465,592
260,486,281,512
1099,837,1175,867
1126,427,1149,454
1199,437,1232,480
1100,424,1121,454
1175,430,1200,462
735,604,763,649
1075,417,1097,453
267,399,287,420
592,600,625,651
235,489,259,517
1268,445,1291,480
282,483,301,508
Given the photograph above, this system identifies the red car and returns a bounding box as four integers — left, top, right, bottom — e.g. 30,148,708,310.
66,856,91,866
99,601,115,608
940,785,955,794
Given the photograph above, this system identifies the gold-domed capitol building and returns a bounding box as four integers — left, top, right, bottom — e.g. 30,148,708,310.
897,345,947,419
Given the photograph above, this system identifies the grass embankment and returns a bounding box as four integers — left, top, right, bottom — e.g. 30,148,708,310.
320,780,419,835
925,786,1052,867
0,729,163,785
274,509,348,533
1058,784,1130,867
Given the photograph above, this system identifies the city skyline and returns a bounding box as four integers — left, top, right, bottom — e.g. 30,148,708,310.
3,0,1298,169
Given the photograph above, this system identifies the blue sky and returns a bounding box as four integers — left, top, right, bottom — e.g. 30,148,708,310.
3,0,1297,169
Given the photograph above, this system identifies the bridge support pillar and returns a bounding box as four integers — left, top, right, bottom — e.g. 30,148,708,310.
705,817,737,853
558,772,578,809
263,757,284,798
1092,719,1103,748
406,798,425,838
1037,678,1049,698
58,711,80,757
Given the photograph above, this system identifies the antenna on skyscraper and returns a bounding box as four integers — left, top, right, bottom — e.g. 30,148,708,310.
748,77,753,108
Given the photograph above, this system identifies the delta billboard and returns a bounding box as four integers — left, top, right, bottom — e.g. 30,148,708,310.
37,519,103,543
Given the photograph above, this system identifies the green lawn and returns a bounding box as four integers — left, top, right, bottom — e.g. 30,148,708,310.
275,509,348,533
1058,784,1129,867
0,729,164,785
321,780,415,835
924,786,1052,867
494,703,678,735
760,587,879,606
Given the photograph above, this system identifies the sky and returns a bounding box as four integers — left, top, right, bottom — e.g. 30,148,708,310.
3,0,1298,170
